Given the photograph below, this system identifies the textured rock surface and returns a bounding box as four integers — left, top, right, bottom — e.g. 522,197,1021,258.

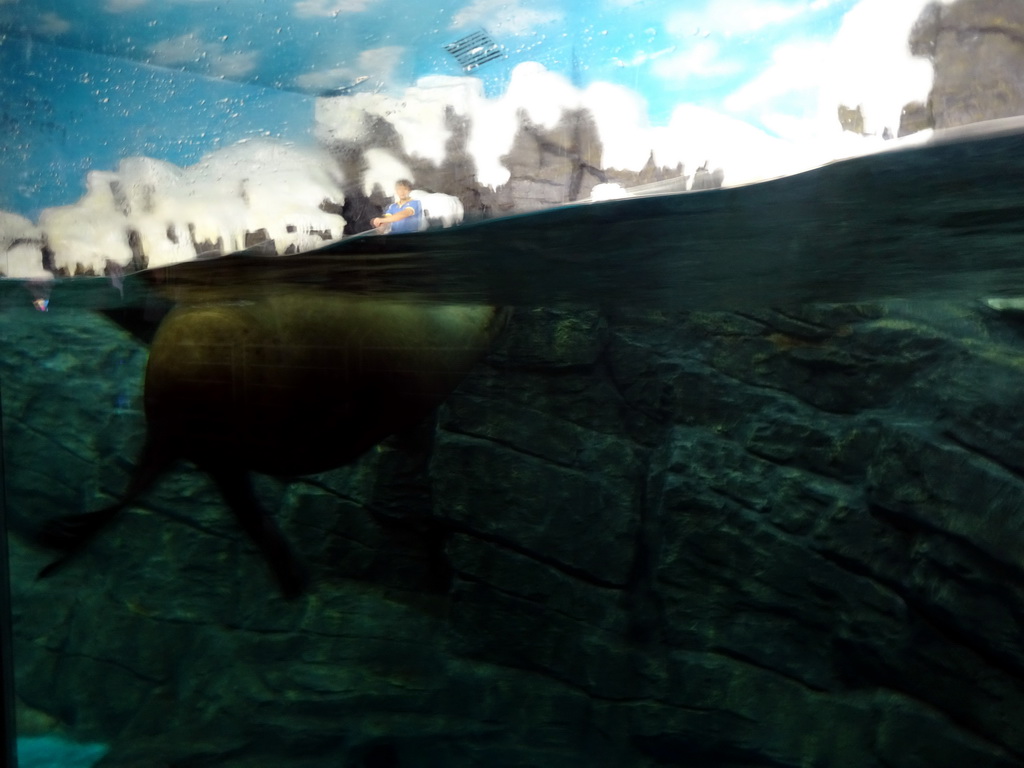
6,5,1024,764
908,0,1024,131
4,293,1024,767
327,104,689,230
838,104,867,135
898,100,932,138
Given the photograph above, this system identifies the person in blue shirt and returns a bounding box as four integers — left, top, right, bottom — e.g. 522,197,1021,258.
371,179,423,234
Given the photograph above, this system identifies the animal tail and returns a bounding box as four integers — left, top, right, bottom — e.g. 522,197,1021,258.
35,436,174,579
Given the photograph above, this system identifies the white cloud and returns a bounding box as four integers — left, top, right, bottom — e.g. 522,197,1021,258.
315,60,850,191
651,40,744,81
36,12,71,35
362,149,414,197
149,32,259,78
150,32,207,66
649,104,801,184
294,0,371,18
352,46,403,81
0,211,48,280
723,41,828,115
105,0,147,11
580,80,652,170
612,46,676,69
819,0,939,133
211,51,260,79
296,46,403,91
451,0,562,36
105,0,231,7
296,67,358,92
318,63,586,187
39,141,347,274
654,1,843,88
720,0,941,138
667,0,807,39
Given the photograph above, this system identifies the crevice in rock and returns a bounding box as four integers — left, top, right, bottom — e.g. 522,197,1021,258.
818,544,1024,761
453,571,621,633
224,621,430,646
507,174,566,188
623,471,666,645
55,651,164,686
736,307,849,339
438,426,600,476
18,420,97,466
296,477,366,507
704,359,883,417
494,361,599,376
147,504,237,542
948,24,1024,50
941,427,1024,483
598,328,702,431
868,499,1024,582
443,519,627,591
455,650,740,714
707,644,830,694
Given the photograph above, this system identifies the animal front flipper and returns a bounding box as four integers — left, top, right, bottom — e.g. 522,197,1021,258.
208,469,310,599
36,435,174,579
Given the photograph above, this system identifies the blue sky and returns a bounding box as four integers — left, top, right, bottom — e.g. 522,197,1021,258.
0,0,933,217
1,0,863,119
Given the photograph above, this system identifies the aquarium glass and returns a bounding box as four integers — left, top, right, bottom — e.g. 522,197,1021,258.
4,0,1024,766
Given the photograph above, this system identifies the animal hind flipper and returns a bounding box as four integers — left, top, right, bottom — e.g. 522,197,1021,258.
208,468,310,599
35,435,174,579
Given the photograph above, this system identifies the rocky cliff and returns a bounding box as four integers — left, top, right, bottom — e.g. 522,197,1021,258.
904,0,1024,134
330,104,689,232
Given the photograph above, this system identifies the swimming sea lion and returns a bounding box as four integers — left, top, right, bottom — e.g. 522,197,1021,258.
36,292,510,597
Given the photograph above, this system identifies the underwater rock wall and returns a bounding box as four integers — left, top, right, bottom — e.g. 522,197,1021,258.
4,299,1024,767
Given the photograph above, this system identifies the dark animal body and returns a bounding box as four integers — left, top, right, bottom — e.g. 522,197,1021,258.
37,292,509,597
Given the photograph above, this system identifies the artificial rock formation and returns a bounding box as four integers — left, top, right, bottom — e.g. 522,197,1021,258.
325,103,691,229
905,0,1024,134
838,104,867,135
5,296,1024,768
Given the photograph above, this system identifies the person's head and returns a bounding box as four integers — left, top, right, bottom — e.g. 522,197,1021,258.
395,179,412,199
